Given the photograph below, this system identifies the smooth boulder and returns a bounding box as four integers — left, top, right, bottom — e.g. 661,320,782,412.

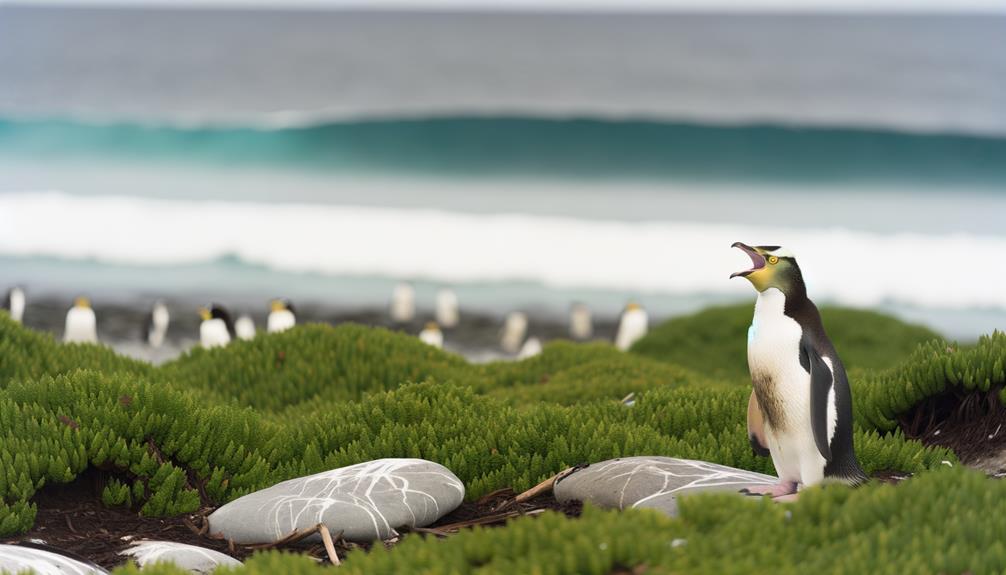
554,456,776,516
120,541,241,573
0,543,108,574
208,458,465,544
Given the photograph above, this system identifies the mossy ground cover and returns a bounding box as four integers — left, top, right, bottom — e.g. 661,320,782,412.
0,309,1003,573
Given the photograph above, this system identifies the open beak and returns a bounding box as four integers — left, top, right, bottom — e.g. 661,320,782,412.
730,242,766,278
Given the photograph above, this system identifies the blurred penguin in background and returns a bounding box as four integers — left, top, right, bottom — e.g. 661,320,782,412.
418,321,444,349
435,288,459,329
64,296,98,343
500,311,528,354
518,336,543,359
3,286,25,323
569,302,593,340
615,301,648,351
267,298,296,333
199,304,234,349
143,300,170,348
235,314,256,340
390,282,416,323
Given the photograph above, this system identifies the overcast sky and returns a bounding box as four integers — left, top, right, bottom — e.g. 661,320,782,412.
2,0,1004,11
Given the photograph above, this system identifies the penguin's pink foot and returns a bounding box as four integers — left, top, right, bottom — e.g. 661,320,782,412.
739,481,798,497
771,493,800,503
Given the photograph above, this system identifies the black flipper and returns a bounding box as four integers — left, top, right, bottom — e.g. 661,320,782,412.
747,390,770,457
803,336,834,462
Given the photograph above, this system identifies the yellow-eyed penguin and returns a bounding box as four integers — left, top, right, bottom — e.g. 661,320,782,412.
3,286,25,323
500,311,528,354
390,283,416,324
731,242,867,499
435,288,459,328
199,304,234,349
615,302,648,351
143,300,170,348
569,302,593,340
418,321,443,349
267,298,296,333
64,296,98,343
235,314,256,340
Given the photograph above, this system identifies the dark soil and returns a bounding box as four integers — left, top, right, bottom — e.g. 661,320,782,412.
897,385,1006,466
5,472,582,570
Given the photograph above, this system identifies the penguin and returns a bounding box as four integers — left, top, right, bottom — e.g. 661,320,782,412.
569,302,593,340
64,296,98,343
142,300,170,348
517,336,543,359
435,288,459,329
614,302,648,351
390,283,416,324
267,298,296,333
198,304,234,349
731,242,867,498
3,286,25,323
500,311,528,354
418,321,444,349
235,314,256,340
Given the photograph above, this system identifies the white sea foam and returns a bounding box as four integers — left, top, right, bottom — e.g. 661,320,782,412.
1,191,1004,310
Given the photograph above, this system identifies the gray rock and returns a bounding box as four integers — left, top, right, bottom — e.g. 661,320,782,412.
208,458,465,544
120,541,241,573
554,456,777,516
0,543,108,574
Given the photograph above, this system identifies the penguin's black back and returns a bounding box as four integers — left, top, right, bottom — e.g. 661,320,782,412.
785,294,867,485
211,304,236,339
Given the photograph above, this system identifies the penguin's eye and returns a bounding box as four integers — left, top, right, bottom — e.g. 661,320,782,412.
768,256,779,265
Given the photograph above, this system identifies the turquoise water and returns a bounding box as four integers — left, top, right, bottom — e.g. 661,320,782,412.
2,117,1006,184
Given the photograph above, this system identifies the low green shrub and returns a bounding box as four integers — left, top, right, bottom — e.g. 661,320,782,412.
854,331,1006,431
159,323,470,411
631,304,942,381
0,314,149,387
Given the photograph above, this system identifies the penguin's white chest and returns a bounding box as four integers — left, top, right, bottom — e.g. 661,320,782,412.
200,319,231,348
267,310,296,333
64,308,97,343
747,289,824,485
419,328,443,349
9,290,25,323
615,310,648,351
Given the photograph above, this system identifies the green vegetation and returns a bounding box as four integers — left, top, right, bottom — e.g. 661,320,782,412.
0,309,1003,573
119,468,1006,575
630,303,941,381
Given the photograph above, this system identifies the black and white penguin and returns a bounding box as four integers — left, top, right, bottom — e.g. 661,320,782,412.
390,283,416,324
142,300,170,348
3,286,25,323
615,302,648,351
569,302,593,340
235,314,256,340
198,304,235,349
435,288,459,329
731,242,866,498
64,296,98,343
418,321,443,349
267,298,296,333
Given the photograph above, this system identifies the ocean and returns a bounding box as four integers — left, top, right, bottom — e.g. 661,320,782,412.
1,6,1005,340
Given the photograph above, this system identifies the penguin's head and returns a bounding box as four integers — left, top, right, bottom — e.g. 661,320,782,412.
730,242,805,294
73,296,91,309
199,304,230,322
270,298,296,315
424,321,440,332
625,302,642,312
